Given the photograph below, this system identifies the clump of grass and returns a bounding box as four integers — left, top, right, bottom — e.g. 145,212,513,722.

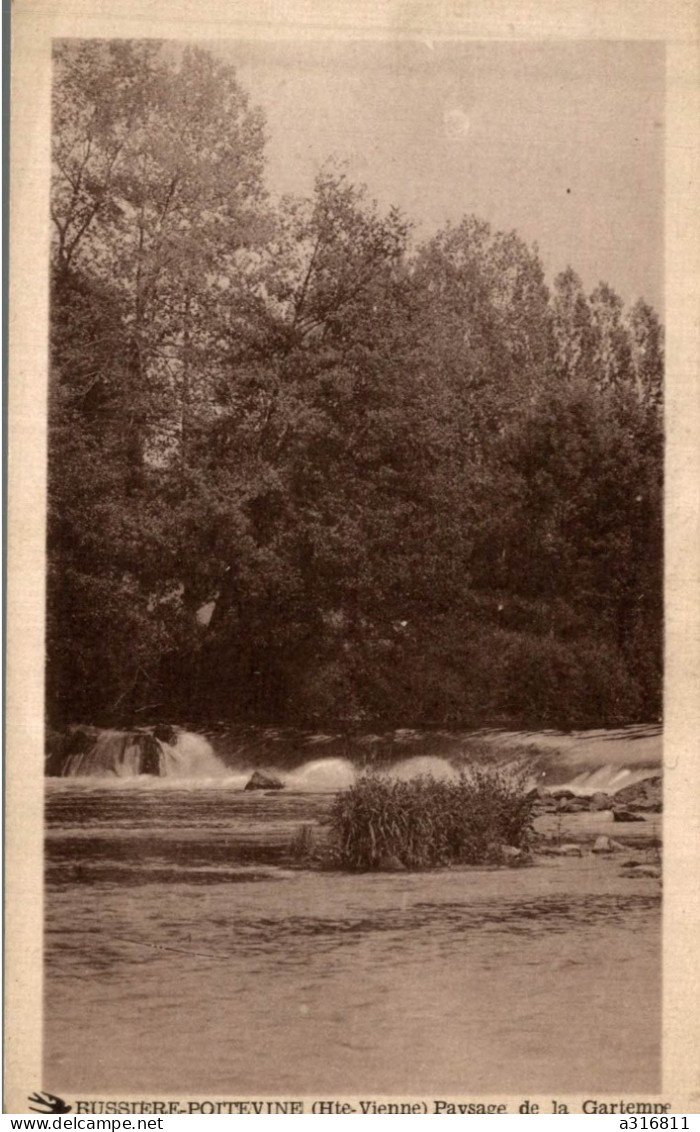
328,767,536,871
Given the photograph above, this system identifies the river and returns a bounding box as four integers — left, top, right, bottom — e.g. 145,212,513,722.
44,736,661,1097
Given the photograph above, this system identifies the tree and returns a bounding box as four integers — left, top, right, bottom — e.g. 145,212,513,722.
52,40,268,465
47,46,664,730
181,171,427,720
48,41,269,722
627,298,664,411
588,282,633,391
414,218,556,444
551,267,597,385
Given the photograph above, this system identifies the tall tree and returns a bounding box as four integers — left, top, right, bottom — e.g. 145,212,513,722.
48,41,269,722
182,172,426,719
551,267,597,385
52,40,268,463
627,297,664,411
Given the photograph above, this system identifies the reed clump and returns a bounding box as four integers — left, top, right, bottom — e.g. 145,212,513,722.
327,768,535,871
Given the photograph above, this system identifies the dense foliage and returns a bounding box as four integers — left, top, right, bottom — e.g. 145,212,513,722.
48,41,663,731
328,770,536,869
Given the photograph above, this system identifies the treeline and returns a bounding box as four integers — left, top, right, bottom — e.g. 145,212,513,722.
47,41,663,732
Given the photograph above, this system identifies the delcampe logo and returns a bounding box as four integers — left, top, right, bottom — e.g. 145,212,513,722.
27,1091,72,1114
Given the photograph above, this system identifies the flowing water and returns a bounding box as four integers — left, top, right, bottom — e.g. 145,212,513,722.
45,730,661,1096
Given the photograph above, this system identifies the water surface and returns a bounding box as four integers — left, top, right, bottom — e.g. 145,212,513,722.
45,779,660,1095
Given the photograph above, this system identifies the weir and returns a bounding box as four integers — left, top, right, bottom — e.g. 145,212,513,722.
47,722,662,794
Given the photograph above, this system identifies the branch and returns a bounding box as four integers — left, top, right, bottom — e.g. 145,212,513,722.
292,228,325,330
61,137,127,268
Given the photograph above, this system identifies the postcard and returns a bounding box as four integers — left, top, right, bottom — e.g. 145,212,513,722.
6,0,700,1116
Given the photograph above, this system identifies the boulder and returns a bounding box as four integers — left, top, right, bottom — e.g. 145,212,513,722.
589,792,613,812
591,835,624,854
613,809,646,823
557,798,589,813
612,776,662,813
244,770,285,791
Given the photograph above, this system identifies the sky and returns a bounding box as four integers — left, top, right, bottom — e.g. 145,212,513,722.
212,39,664,313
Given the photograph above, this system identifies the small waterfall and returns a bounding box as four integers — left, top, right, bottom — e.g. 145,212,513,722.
58,727,227,779
283,758,357,791
564,764,659,794
61,730,155,778
159,732,229,779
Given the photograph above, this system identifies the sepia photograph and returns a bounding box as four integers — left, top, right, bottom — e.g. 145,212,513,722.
6,0,700,1115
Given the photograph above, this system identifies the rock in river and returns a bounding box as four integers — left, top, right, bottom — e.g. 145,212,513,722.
589,792,613,812
592,835,624,854
244,770,285,791
613,809,646,823
612,776,662,813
